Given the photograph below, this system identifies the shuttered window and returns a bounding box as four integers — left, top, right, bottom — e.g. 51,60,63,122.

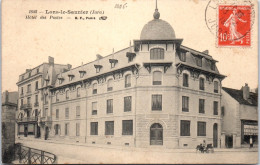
199,78,205,90
183,74,189,87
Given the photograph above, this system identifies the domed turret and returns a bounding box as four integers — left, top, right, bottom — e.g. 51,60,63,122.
140,2,176,40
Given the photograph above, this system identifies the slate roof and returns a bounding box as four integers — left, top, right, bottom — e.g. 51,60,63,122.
222,87,258,106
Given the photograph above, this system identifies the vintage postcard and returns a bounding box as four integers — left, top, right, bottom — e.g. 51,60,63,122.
1,0,258,164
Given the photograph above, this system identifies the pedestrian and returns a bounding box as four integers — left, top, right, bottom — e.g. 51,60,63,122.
202,140,207,151
250,136,253,148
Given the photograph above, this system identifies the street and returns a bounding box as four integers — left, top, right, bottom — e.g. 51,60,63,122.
16,139,258,164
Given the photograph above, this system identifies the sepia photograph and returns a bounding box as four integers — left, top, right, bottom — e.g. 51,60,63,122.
1,0,258,164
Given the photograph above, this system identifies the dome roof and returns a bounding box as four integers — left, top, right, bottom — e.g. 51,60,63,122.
140,9,176,40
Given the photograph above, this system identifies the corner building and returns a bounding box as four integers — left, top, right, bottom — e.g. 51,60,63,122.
17,7,225,149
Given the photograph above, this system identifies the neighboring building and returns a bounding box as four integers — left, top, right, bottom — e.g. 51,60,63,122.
16,57,71,139
221,84,258,148
2,91,18,163
16,5,226,148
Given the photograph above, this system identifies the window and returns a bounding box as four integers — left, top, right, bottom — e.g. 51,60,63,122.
77,88,80,97
105,121,114,135
76,106,80,118
66,90,69,99
68,75,74,81
90,122,98,135
54,124,60,135
22,75,24,80
199,99,205,114
124,96,132,112
76,123,80,136
93,83,97,94
122,120,133,135
29,72,31,77
150,48,164,60
153,71,162,85
35,95,38,105
65,108,69,119
44,94,48,104
56,93,59,102
92,102,97,115
214,101,218,115
21,99,23,106
199,78,205,90
59,79,63,84
43,108,48,117
107,79,113,91
27,97,31,105
152,95,162,111
125,74,131,88
56,109,59,119
80,71,85,78
107,99,113,114
183,73,189,87
211,62,215,71
27,84,31,93
196,57,202,67
21,87,24,95
36,68,39,73
65,123,69,136
214,81,219,93
182,96,189,112
197,122,206,136
180,120,190,136
179,52,186,62
35,81,38,90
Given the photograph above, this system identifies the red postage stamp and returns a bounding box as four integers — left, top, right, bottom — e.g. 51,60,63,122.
218,5,251,47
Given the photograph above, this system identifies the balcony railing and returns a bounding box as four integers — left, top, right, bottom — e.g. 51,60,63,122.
40,116,52,122
16,116,38,122
20,104,32,110
34,102,39,107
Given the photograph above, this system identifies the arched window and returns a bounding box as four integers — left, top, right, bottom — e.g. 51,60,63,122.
199,77,205,90
93,83,97,94
153,71,162,85
183,73,189,87
150,123,163,145
125,74,131,88
77,87,81,97
107,79,113,91
150,48,164,60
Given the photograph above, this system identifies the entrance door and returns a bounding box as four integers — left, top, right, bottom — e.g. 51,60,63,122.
24,125,28,137
150,123,163,145
213,123,218,147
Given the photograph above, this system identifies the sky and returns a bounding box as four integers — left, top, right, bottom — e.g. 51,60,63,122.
2,0,258,92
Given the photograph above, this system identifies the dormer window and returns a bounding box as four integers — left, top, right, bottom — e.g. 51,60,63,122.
150,48,164,60
179,52,186,62
109,59,118,68
58,78,64,84
68,74,74,81
94,65,102,73
79,71,86,78
195,56,202,67
211,62,216,71
126,52,136,62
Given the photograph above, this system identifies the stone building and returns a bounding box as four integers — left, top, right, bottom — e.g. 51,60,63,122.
16,5,226,149
221,84,258,148
2,91,18,162
16,57,71,139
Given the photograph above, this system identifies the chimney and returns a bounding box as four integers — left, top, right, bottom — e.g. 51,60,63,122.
203,50,209,54
48,56,54,65
96,54,103,60
242,83,250,100
67,64,72,70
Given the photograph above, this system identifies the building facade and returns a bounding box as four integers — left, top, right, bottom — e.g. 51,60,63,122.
2,91,18,163
221,84,258,148
16,57,71,139
16,7,226,149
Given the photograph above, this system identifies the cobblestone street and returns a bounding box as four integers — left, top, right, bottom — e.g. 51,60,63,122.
16,139,258,164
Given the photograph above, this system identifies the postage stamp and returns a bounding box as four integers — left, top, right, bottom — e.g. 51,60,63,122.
218,5,251,46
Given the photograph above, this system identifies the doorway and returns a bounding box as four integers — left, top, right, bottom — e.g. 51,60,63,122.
150,123,163,145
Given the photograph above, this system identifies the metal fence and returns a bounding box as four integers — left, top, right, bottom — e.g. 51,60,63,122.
15,143,57,164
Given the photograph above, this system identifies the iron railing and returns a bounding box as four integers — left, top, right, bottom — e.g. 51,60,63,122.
15,143,57,164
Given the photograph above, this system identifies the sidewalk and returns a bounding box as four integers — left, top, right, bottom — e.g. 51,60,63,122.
16,137,258,153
